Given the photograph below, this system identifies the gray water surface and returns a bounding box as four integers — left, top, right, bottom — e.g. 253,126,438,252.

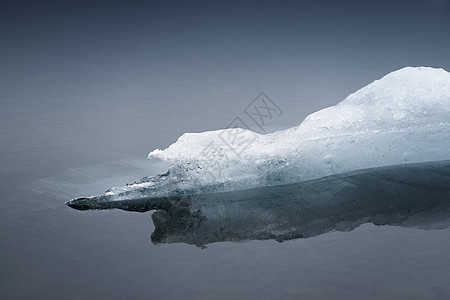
2,1,450,298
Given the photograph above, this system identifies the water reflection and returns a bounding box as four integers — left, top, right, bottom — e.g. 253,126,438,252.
68,161,450,247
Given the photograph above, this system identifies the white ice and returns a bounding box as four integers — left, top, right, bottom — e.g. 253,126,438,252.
107,67,450,198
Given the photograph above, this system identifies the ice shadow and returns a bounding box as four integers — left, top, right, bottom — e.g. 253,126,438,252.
68,160,450,247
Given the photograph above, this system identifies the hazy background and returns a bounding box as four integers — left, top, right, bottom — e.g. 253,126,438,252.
1,0,450,299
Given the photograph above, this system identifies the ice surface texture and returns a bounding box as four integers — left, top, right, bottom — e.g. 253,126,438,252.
71,67,450,201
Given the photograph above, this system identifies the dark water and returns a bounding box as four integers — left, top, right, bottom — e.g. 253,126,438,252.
3,186,450,299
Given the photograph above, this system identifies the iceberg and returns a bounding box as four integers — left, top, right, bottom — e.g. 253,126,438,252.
66,66,450,246
68,66,450,204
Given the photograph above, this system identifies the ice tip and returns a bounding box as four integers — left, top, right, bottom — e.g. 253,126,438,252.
66,197,91,211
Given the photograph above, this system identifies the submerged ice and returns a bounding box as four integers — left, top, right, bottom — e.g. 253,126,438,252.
70,66,450,202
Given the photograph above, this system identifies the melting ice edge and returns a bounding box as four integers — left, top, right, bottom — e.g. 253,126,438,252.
68,160,450,247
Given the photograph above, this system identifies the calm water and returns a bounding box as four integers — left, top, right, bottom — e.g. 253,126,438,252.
2,80,450,299
2,1,450,298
